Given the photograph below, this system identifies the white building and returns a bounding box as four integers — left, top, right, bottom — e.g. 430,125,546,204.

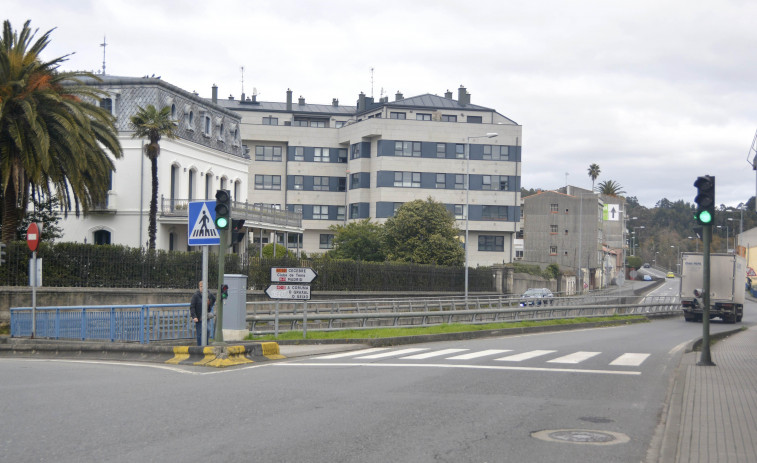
214,85,522,265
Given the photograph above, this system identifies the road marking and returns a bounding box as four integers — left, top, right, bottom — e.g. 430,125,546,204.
356,348,428,359
446,349,512,360
401,349,468,359
547,351,601,364
496,350,557,362
275,362,641,376
609,353,651,366
315,348,389,359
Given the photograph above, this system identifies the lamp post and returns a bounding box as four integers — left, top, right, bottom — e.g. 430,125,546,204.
671,245,680,274
633,226,645,257
688,235,699,252
717,225,730,253
464,132,498,302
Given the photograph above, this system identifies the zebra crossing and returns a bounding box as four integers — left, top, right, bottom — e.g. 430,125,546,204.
311,347,651,368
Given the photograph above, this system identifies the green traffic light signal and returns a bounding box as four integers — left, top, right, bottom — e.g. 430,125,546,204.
697,210,712,224
216,216,229,229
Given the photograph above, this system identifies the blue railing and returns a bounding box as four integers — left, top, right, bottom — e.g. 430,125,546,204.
9,303,214,344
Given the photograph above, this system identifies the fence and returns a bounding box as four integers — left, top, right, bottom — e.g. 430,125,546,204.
247,295,681,336
9,303,209,344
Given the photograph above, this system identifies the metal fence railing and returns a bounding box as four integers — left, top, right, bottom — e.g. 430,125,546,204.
246,295,682,336
9,303,213,344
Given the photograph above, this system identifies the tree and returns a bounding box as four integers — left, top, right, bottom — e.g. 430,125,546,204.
129,105,177,250
327,219,385,261
383,198,464,266
587,163,601,191
0,19,123,242
597,180,626,197
17,194,63,242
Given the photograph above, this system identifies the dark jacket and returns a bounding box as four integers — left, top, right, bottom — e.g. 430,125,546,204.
190,290,216,320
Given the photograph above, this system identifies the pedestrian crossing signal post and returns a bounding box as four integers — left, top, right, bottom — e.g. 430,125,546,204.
694,175,715,366
214,189,232,342
188,200,223,346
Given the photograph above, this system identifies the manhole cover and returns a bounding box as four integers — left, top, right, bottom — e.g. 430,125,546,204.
579,416,614,424
532,429,630,446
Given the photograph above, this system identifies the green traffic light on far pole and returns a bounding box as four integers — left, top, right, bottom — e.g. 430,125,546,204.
698,210,712,224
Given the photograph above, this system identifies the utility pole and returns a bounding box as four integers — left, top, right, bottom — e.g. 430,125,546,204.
694,175,715,366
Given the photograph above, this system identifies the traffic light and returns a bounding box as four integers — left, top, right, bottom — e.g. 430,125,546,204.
221,284,229,299
214,189,231,229
694,175,715,225
0,242,5,266
231,219,246,245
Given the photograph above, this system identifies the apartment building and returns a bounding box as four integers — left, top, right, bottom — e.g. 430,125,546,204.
215,85,522,266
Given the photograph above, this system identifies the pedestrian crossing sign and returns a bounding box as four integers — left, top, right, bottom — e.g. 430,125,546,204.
188,201,221,246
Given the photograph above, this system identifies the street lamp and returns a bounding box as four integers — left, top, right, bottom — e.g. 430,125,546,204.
671,245,680,274
464,132,498,302
688,235,699,252
717,225,730,253
633,226,645,257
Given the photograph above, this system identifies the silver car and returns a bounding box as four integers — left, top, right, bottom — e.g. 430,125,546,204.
520,288,554,306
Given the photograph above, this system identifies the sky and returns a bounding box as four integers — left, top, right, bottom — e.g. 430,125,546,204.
5,0,757,209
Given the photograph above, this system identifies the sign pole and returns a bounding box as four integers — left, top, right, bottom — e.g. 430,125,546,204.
698,223,715,366
214,227,226,342
31,250,37,339
201,245,208,346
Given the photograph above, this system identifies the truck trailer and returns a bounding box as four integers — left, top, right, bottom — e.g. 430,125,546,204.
680,252,745,323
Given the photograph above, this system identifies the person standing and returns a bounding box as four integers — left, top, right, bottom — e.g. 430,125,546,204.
190,281,216,346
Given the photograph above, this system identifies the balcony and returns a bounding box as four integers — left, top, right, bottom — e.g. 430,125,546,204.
160,197,302,230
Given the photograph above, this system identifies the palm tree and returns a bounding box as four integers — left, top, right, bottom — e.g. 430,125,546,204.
597,179,626,197
129,105,177,250
587,163,600,191
0,19,122,242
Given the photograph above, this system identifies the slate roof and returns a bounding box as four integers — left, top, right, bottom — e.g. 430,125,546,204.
385,93,493,111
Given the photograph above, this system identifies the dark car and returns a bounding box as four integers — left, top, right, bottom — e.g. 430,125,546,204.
519,288,554,306
643,263,650,268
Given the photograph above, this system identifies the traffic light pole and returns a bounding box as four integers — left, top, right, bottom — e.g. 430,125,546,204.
698,223,715,366
214,227,226,343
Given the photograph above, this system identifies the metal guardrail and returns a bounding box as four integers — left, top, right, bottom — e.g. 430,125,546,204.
246,295,682,336
9,303,207,344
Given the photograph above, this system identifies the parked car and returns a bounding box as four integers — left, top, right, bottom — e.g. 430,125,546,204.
643,274,652,281
667,271,675,278
643,263,650,268
520,288,554,306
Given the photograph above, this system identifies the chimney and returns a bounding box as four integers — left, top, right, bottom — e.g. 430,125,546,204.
332,98,339,107
458,85,470,106
298,96,305,105
241,92,245,101
212,84,218,104
358,92,366,111
286,89,292,111
251,93,257,103
395,91,403,101
444,89,453,99
228,94,234,100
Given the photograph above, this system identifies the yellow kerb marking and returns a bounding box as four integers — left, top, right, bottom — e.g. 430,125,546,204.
166,346,189,364
261,342,286,360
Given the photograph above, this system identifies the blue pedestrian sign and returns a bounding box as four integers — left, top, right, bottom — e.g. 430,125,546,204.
188,201,221,246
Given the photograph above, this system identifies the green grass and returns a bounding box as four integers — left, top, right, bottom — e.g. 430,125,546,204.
247,315,646,341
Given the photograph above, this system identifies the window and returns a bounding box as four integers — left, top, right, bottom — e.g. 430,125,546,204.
205,174,212,199
549,246,558,255
338,149,348,163
416,113,431,121
314,148,328,162
313,205,328,220
310,120,326,128
482,205,508,220
335,121,346,128
483,145,509,161
293,176,304,190
350,143,361,159
292,205,303,214
478,235,504,252
350,203,359,219
188,170,195,200
171,104,176,118
436,174,446,189
292,119,308,127
481,175,509,191
254,175,281,190
456,144,465,159
436,143,446,158
294,147,304,161
93,230,111,245
467,115,482,123
188,111,194,129
392,203,403,215
313,176,328,191
441,114,457,122
394,172,421,188
350,173,361,189
255,145,282,162
390,112,406,120
394,141,421,157
262,116,278,125
550,225,558,233
550,203,559,213
453,204,464,219
515,250,524,259
337,206,345,220
454,174,464,190
99,98,113,114
204,116,211,136
338,178,346,192
320,234,334,249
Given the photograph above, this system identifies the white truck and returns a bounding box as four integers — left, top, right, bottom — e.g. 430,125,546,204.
680,252,745,323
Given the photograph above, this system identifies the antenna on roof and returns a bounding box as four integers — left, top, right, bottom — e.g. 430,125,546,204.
240,66,245,95
99,35,107,75
370,67,374,98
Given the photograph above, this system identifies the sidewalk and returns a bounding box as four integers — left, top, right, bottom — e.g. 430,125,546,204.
656,326,757,462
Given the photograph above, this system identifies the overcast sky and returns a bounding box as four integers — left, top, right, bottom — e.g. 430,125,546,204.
6,0,757,209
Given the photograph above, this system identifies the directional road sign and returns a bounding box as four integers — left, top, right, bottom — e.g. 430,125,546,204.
265,284,311,300
270,267,318,283
188,201,221,246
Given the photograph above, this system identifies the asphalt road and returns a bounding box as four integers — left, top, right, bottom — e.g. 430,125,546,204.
2,283,751,463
